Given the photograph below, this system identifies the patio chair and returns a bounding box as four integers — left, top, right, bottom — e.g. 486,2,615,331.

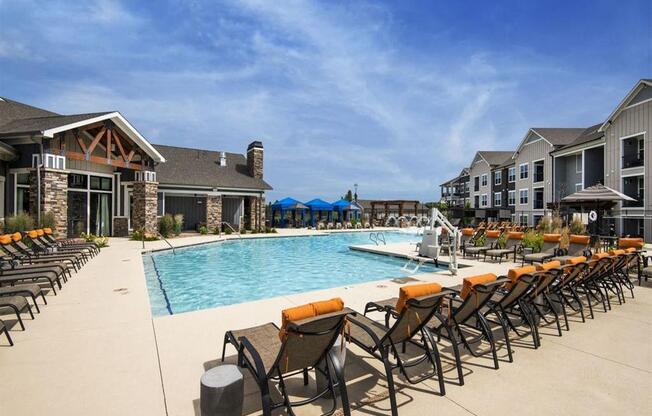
0,283,47,313
1,257,72,280
0,295,34,330
522,234,562,265
553,235,591,263
459,228,475,256
39,228,99,256
0,241,78,273
350,284,451,415
465,230,501,259
8,232,83,269
28,230,90,262
544,259,590,328
0,319,13,346
221,298,350,416
485,231,523,263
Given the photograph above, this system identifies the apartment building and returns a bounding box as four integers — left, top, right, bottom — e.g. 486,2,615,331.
491,158,516,221
468,151,513,218
439,167,470,208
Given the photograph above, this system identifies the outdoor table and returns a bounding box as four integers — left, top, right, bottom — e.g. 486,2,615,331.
200,365,244,416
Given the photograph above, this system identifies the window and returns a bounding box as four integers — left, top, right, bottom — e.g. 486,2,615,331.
90,176,112,191
14,172,30,215
622,135,645,168
474,176,479,192
508,190,516,206
533,188,544,209
68,174,88,189
623,175,644,207
474,195,479,208
519,213,528,226
508,167,516,182
494,171,502,185
519,163,529,180
481,194,488,207
494,192,502,207
481,174,488,187
519,189,529,205
575,154,582,173
533,160,544,183
533,215,543,227
575,183,583,192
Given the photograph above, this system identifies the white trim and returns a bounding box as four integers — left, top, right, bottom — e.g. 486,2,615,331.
481,173,488,187
493,191,502,207
552,141,605,158
599,80,652,132
619,132,646,171
480,193,488,207
624,96,652,110
580,150,585,186
41,112,166,163
512,129,552,158
508,190,516,206
507,166,516,183
518,162,529,180
532,158,545,184
575,183,583,192
494,170,502,186
621,171,645,178
518,188,529,205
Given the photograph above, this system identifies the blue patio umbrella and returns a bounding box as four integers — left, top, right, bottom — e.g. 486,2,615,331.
271,197,308,227
305,198,334,226
331,199,361,223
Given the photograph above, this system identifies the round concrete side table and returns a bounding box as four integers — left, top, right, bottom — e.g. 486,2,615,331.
200,365,244,416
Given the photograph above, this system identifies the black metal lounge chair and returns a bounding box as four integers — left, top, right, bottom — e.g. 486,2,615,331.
41,228,100,255
0,319,13,346
0,295,34,330
34,230,96,258
552,235,591,263
0,243,79,273
9,235,84,269
0,269,64,294
465,230,501,259
522,234,562,265
349,288,451,416
222,309,351,416
0,283,47,313
484,231,523,263
27,232,89,263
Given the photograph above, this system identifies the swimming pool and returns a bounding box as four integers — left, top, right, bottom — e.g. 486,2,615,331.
143,231,440,316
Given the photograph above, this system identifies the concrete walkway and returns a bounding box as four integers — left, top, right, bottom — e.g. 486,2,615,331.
1,232,650,416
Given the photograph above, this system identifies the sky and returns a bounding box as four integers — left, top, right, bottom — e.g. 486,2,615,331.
1,0,650,203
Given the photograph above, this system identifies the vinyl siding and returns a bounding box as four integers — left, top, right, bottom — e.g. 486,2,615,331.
513,133,554,224
468,158,491,208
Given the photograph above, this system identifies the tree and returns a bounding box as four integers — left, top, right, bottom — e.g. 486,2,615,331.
343,190,353,201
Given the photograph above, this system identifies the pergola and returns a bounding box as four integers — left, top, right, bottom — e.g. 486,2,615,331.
369,200,422,220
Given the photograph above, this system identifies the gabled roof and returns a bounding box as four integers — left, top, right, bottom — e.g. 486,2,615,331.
476,151,514,167
0,112,112,135
153,144,272,191
439,167,470,187
598,79,652,132
529,128,586,146
550,123,604,154
0,97,58,127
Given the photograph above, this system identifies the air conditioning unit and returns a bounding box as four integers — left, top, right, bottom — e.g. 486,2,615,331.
135,170,157,182
32,153,66,170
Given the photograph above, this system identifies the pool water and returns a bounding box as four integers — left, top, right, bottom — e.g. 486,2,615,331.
143,231,440,316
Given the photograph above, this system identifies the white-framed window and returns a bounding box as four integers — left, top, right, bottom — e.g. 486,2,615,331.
508,190,516,206
474,176,479,192
481,194,488,207
13,171,31,215
494,192,502,206
575,183,583,192
494,171,502,185
575,154,582,173
519,163,529,179
508,166,516,182
135,170,157,182
519,213,528,226
519,189,529,205
481,174,488,187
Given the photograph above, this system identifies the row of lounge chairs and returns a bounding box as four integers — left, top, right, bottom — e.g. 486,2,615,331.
0,228,100,346
219,247,643,415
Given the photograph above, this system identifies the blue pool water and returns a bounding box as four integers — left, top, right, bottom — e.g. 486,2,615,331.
143,231,439,316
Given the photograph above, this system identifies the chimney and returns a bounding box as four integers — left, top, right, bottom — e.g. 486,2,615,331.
219,151,227,167
247,141,263,179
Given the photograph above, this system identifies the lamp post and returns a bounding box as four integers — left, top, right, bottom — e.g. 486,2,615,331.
354,183,358,201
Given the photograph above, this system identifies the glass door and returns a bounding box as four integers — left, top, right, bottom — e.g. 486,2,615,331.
90,193,111,236
67,191,88,237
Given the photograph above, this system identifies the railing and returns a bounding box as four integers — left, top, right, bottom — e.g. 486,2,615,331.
221,222,241,238
369,232,386,245
622,153,644,169
140,229,176,255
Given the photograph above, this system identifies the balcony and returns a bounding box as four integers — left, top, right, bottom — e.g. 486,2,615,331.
623,192,644,208
533,161,544,183
622,176,644,207
622,136,644,169
622,153,644,169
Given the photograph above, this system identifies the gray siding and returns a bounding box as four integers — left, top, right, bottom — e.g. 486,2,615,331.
513,131,554,225
468,156,491,208
554,153,583,199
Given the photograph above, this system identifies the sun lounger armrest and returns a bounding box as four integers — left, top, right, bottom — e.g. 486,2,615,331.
237,336,267,377
347,314,383,347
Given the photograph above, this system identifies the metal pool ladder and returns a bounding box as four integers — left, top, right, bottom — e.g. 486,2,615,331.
369,232,386,245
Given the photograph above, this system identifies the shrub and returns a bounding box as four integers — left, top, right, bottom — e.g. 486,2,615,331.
173,214,184,236
551,214,563,234
350,218,358,227
40,211,56,230
4,213,35,233
213,226,220,235
496,232,507,249
198,226,208,235
522,230,543,252
569,216,586,235
131,229,158,241
537,216,552,234
224,227,232,235
474,234,486,247
158,214,175,238
81,232,109,247
265,226,276,233
560,226,570,249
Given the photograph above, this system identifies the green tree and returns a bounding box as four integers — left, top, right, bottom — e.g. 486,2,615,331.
343,190,353,201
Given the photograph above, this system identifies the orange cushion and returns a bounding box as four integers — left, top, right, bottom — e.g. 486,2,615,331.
27,230,38,239
507,265,536,286
566,256,587,265
543,234,561,243
460,273,497,300
486,230,501,238
461,228,474,236
569,235,590,245
592,252,609,260
618,238,644,249
36,229,44,236
608,249,626,256
507,231,523,240
624,247,637,253
43,228,53,235
11,232,22,242
0,235,11,245
279,298,344,340
536,260,561,271
395,282,442,313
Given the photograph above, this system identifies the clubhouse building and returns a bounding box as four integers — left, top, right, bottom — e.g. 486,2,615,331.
0,98,271,237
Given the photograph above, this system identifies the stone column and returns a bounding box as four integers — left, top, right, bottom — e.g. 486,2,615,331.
30,168,69,235
259,195,266,230
132,180,158,234
206,195,222,232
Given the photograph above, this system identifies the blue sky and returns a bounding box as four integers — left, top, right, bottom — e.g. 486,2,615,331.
1,0,650,202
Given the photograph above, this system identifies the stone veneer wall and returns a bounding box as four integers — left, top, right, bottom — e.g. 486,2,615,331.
113,217,129,237
132,181,158,234
246,195,265,231
247,147,264,179
29,168,69,236
206,195,222,231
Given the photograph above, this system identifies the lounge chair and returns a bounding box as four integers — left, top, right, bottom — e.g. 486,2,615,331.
0,319,13,346
7,233,83,269
41,228,100,255
521,234,561,265
0,283,47,313
459,228,476,256
221,298,351,416
350,284,450,415
0,267,65,294
28,230,90,262
484,231,524,263
0,242,79,273
465,230,501,259
553,235,591,263
0,295,34,330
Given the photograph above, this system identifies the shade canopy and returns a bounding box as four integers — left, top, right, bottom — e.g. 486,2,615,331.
331,199,361,210
561,184,636,204
271,197,308,210
305,198,333,211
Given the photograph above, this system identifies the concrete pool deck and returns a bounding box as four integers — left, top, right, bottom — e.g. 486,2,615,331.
1,230,650,416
